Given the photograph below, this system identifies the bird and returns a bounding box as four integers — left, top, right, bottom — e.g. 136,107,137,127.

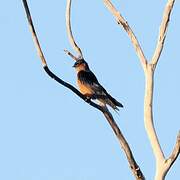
73,58,123,111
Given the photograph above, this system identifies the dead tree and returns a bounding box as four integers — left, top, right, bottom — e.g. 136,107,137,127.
104,0,180,179
22,0,144,179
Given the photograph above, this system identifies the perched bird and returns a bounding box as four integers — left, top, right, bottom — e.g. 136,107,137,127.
73,59,123,111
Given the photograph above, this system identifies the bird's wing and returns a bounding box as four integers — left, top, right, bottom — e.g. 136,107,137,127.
77,70,105,96
78,70,123,109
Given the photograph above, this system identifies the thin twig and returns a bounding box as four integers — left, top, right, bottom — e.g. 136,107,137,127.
103,0,147,71
64,49,79,61
166,131,180,171
151,0,175,68
66,0,83,58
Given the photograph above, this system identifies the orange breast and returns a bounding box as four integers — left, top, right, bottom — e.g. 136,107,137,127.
77,80,94,96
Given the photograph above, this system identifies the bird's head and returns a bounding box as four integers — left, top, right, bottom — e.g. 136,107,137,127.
73,59,89,71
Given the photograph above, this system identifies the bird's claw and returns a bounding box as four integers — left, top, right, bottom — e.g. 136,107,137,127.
85,97,91,103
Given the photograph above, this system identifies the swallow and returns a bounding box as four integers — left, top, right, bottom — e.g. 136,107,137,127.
73,59,123,111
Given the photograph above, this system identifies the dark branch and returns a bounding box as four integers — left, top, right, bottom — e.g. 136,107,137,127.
44,65,144,179
43,65,103,111
103,109,145,180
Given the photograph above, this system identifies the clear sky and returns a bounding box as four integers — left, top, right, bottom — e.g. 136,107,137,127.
0,0,179,179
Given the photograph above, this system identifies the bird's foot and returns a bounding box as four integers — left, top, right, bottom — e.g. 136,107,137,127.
85,97,91,103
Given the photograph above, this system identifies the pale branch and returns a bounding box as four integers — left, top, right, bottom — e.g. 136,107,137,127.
103,0,147,71
64,49,79,61
144,65,165,163
104,0,179,179
154,131,180,180
66,0,83,58
165,131,180,171
144,1,177,179
151,0,175,67
22,1,145,179
22,0,47,67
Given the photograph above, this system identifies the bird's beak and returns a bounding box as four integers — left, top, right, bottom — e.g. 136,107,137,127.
72,62,78,68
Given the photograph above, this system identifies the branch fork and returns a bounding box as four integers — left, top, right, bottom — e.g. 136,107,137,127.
104,0,179,179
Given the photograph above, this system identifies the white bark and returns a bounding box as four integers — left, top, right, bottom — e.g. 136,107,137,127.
104,0,147,71
66,0,83,58
144,65,165,163
22,0,47,67
103,0,180,179
151,0,175,67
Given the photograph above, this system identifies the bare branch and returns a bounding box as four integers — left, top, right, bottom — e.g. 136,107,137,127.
45,64,145,180
103,108,145,180
104,0,178,179
154,131,180,179
103,0,147,71
64,49,79,61
43,66,104,112
151,0,175,67
144,65,165,163
22,0,47,67
66,0,83,58
165,131,180,171
144,1,177,179
44,64,146,180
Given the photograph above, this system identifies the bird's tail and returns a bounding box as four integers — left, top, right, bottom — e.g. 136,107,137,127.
98,93,123,111
106,93,123,111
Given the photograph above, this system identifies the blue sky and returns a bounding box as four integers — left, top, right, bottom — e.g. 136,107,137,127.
0,0,179,179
